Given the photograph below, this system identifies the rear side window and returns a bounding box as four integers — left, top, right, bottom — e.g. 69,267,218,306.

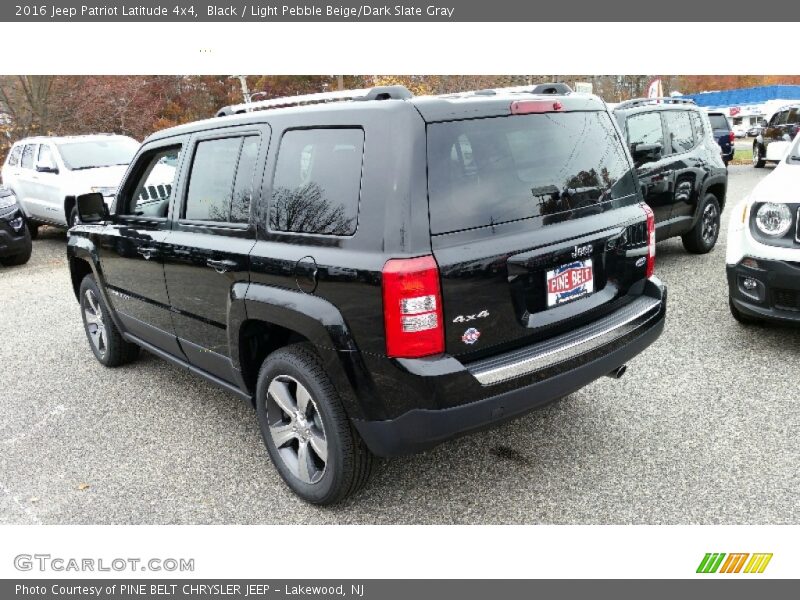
627,112,664,147
21,144,36,169
427,111,636,235
6,146,23,167
270,129,363,236
184,135,260,223
663,111,695,154
707,114,730,130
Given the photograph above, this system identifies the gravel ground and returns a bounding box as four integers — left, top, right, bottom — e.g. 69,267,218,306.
1,164,798,525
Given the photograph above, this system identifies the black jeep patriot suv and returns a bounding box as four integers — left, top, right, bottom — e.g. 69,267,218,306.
67,86,667,504
613,98,728,254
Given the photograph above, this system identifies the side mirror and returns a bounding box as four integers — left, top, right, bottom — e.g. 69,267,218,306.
631,142,663,166
36,162,58,174
76,193,109,224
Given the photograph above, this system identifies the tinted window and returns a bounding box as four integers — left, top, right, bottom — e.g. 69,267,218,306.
6,146,22,167
772,111,789,126
184,138,241,222
124,146,182,218
690,112,705,143
787,108,800,125
427,111,636,234
231,137,260,223
270,129,363,236
627,112,664,147
707,114,730,130
56,138,138,170
21,144,36,169
663,111,695,154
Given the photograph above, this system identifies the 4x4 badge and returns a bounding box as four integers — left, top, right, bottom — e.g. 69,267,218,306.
461,327,481,345
453,310,489,323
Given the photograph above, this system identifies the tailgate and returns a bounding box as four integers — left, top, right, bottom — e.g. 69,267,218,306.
426,108,650,359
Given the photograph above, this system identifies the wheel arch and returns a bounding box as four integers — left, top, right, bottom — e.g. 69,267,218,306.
232,283,374,420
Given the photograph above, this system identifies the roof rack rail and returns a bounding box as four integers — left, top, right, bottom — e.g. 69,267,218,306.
614,97,696,110
467,82,574,97
216,85,413,117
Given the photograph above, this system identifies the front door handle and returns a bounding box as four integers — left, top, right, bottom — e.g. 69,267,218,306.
137,246,158,260
206,258,237,274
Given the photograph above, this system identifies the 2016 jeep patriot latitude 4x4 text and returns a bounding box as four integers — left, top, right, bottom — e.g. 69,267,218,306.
67,86,667,504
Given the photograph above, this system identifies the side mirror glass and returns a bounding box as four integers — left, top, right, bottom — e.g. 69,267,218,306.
76,193,109,224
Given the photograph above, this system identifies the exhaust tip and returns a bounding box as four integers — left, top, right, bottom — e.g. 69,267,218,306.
606,365,627,379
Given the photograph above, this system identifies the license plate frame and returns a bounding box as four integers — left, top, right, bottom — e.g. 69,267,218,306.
546,259,594,308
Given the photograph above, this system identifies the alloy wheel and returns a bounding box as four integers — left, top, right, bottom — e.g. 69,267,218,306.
266,375,328,485
83,289,107,357
701,202,719,246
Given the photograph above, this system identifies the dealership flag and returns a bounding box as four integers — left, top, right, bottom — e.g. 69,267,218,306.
647,78,663,100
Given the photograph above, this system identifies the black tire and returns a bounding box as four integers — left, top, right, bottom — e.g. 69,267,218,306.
729,298,759,325
79,274,140,367
682,194,721,254
753,143,766,168
255,344,375,505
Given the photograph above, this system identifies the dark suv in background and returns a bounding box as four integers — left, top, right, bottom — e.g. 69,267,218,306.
613,98,728,254
0,186,32,267
707,111,735,165
67,86,666,504
753,104,800,168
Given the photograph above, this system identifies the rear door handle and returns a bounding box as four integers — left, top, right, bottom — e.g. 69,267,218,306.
206,258,237,274
137,246,158,260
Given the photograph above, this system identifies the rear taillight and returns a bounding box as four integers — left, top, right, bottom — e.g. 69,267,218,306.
641,203,656,278
729,131,735,143
382,255,444,358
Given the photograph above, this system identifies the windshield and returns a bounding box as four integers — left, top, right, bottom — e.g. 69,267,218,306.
57,138,139,170
708,114,729,130
427,111,637,234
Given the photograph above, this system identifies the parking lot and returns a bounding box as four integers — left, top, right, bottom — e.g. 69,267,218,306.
1,165,798,525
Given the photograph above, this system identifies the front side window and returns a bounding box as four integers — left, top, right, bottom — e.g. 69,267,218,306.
663,111,695,154
270,128,364,236
786,108,799,125
627,112,664,147
6,145,23,167
20,144,36,169
37,144,54,168
690,112,705,144
122,146,182,218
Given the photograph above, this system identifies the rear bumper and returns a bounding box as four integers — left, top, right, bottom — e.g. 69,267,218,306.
354,278,667,457
727,258,800,323
0,208,32,257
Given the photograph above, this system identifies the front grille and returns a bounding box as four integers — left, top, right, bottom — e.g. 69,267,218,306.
774,288,800,311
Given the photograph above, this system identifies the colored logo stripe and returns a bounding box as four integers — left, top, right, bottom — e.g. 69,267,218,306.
697,553,772,574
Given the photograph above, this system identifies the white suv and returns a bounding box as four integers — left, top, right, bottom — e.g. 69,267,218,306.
727,132,800,324
1,134,139,236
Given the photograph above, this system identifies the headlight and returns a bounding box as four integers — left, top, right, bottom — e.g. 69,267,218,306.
755,202,793,237
91,186,117,197
0,192,18,210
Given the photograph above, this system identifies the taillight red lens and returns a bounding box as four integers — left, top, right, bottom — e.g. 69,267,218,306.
382,255,444,358
729,131,735,143
641,203,656,278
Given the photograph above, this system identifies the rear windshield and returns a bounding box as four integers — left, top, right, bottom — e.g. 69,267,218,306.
708,114,730,130
57,138,139,170
427,111,637,234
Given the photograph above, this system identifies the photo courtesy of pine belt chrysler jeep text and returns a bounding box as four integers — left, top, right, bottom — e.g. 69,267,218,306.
67,85,667,504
